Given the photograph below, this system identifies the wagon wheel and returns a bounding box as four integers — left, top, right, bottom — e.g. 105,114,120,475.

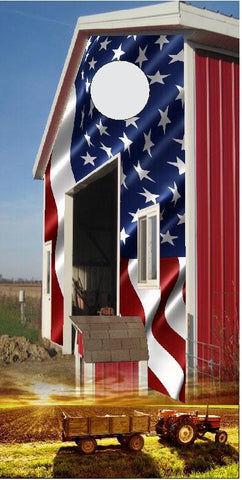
173,418,197,446
78,437,97,454
129,434,144,451
117,435,129,445
215,430,228,444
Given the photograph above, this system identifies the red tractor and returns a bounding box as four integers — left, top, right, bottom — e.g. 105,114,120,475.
155,407,228,447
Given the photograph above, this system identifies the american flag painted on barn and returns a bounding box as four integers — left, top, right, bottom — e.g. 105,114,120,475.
45,34,186,401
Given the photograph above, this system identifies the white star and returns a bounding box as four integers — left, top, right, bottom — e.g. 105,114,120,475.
139,187,159,204
160,230,178,246
143,130,154,157
85,78,91,92
96,119,110,136
127,35,137,40
160,209,165,222
112,44,125,61
125,116,139,128
80,107,85,130
128,209,140,223
100,142,112,159
167,157,185,175
119,132,133,155
177,213,185,225
155,35,169,50
121,227,130,244
81,152,96,166
84,132,94,147
175,85,184,107
99,37,111,50
134,160,154,182
169,50,184,64
85,52,89,62
147,71,170,85
81,70,84,80
158,106,171,134
85,37,92,51
88,57,97,70
89,99,95,118
135,45,148,68
173,136,185,150
168,181,181,206
121,163,128,189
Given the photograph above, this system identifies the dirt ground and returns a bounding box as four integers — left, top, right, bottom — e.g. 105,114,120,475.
0,404,238,444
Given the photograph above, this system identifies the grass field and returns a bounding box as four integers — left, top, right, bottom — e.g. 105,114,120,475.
0,430,238,479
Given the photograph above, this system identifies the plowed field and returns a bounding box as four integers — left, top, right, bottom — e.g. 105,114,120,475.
0,405,238,444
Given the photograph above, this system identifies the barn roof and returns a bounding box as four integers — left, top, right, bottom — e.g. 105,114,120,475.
70,316,149,363
33,1,239,180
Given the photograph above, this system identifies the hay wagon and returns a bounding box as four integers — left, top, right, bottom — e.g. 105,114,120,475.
62,410,151,454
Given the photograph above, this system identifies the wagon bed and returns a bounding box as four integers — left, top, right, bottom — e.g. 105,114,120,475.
62,410,151,453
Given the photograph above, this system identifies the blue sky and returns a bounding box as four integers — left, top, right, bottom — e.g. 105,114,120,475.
0,1,239,280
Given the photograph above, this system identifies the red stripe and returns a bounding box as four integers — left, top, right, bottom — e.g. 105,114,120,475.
45,160,63,345
120,258,145,322
148,367,169,398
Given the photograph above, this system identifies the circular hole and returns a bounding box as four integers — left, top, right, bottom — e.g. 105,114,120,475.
90,61,150,120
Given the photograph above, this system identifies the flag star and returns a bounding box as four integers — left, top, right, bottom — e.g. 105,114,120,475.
160,230,178,246
139,187,159,204
89,99,95,118
177,213,185,225
81,152,96,166
85,52,89,61
158,106,171,134
96,119,110,136
80,107,85,130
129,209,140,223
99,37,111,51
168,181,181,206
160,209,165,222
85,37,92,51
135,45,148,68
85,78,91,92
88,57,97,70
125,116,139,128
134,160,155,182
127,35,137,40
112,44,125,61
173,136,185,150
167,156,185,175
175,85,184,107
155,35,169,50
121,163,128,189
84,131,94,147
169,49,184,64
81,70,84,80
100,142,113,158
119,132,133,155
147,71,170,85
143,129,154,157
121,227,130,244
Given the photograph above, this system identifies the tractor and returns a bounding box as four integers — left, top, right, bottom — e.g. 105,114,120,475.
155,406,228,446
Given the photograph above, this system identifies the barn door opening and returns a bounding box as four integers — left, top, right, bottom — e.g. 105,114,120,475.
72,159,120,317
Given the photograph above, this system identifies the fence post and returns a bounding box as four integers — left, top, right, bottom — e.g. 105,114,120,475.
19,290,26,326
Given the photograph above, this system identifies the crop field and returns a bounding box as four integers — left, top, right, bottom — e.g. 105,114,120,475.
0,405,239,478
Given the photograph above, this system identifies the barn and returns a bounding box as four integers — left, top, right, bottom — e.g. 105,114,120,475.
33,2,239,402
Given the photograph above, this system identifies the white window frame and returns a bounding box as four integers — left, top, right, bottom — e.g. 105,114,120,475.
137,203,160,288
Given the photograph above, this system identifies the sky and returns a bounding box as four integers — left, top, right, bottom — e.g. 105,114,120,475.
0,0,239,280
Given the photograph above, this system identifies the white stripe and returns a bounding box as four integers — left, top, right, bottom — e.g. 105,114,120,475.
128,258,184,400
50,85,76,293
165,257,186,339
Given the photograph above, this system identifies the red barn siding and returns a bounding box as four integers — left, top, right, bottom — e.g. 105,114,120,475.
196,50,239,376
95,362,139,396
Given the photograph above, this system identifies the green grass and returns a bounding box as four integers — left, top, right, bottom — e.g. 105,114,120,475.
0,297,39,341
0,429,238,478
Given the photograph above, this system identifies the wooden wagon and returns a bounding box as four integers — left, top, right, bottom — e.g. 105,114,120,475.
62,410,151,453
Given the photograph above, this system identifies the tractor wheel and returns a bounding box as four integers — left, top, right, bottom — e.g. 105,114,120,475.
215,430,228,444
172,418,197,446
128,434,144,451
117,435,129,445
78,437,97,454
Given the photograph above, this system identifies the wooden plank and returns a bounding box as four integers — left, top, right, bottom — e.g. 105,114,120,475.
131,415,150,432
66,417,89,436
90,416,110,435
110,416,130,433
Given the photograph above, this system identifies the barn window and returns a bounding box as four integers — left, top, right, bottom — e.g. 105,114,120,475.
137,204,160,288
